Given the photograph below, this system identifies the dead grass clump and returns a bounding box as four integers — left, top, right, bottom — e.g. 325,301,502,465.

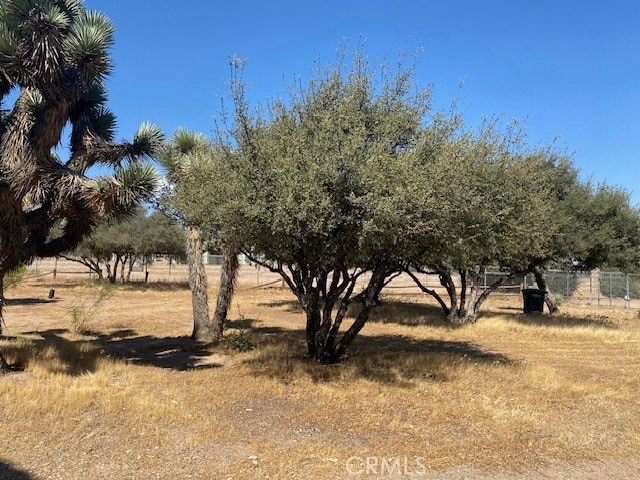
363,299,451,328
116,281,190,292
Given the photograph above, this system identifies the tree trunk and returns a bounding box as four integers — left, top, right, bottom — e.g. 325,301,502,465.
0,274,10,372
59,255,104,281
125,255,135,283
105,258,117,284
437,267,458,319
95,262,104,281
459,269,467,318
0,350,8,372
463,272,481,320
210,247,239,340
303,291,321,359
326,268,388,362
120,254,127,283
185,225,216,342
404,267,451,317
533,267,557,313
0,271,5,336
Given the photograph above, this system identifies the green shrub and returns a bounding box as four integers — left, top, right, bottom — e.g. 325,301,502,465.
3,264,27,289
69,284,116,333
226,330,256,352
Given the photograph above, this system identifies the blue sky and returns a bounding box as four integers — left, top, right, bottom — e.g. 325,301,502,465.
84,0,640,205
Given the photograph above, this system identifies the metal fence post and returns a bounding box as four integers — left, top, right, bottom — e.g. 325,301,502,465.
626,274,631,309
609,273,612,307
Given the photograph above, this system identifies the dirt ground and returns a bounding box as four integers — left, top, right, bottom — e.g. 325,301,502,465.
1,268,640,479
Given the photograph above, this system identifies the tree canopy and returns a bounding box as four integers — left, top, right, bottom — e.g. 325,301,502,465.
196,51,640,360
64,209,186,282
210,54,435,361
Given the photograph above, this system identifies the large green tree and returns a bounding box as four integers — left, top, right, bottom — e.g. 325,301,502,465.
212,53,432,362
0,0,162,371
403,120,562,322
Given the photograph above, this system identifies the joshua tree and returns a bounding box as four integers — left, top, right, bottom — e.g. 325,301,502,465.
160,129,239,343
0,0,163,371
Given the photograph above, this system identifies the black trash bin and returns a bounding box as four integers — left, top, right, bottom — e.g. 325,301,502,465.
522,288,545,313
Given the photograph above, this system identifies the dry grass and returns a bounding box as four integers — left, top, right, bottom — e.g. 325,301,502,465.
1,275,640,479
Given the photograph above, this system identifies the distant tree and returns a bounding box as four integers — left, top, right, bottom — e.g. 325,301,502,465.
159,130,239,343
81,210,140,283
62,210,185,282
530,172,640,311
211,52,432,362
566,184,640,273
137,211,186,266
0,0,162,371
402,120,565,322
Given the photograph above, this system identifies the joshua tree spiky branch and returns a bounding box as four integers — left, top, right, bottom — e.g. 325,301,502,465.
0,0,163,370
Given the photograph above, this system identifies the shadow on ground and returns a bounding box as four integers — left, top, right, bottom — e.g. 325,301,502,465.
101,334,225,370
361,298,619,330
5,298,58,306
2,293,618,381
233,317,511,387
2,314,511,386
0,459,37,479
2,328,223,374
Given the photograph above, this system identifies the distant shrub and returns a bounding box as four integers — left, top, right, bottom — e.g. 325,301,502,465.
227,330,256,352
69,284,116,333
3,264,26,289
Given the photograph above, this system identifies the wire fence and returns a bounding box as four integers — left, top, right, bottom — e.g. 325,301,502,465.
418,269,640,310
516,270,640,309
19,257,640,309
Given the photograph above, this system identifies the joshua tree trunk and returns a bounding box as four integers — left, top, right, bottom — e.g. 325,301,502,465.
185,225,221,343
210,246,239,339
0,275,10,372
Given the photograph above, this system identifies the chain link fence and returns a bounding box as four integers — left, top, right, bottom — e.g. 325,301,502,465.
22,257,640,309
483,270,640,309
